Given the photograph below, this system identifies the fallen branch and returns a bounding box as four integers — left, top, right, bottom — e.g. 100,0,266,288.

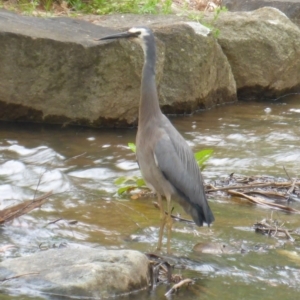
206,181,298,193
0,272,39,282
288,177,298,194
244,190,287,201
283,166,292,181
253,218,298,241
0,191,53,224
228,190,300,213
146,253,172,285
165,278,194,296
153,202,194,224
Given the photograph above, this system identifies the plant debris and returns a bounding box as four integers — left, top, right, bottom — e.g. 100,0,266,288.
165,278,195,297
253,217,300,241
0,191,52,224
146,253,194,296
207,174,300,213
148,174,300,226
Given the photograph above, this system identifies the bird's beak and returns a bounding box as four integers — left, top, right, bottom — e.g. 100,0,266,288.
98,31,139,41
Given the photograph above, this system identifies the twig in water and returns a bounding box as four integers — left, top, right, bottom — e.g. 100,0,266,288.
64,152,87,162
165,278,194,297
288,177,298,195
253,218,296,241
1,272,39,282
283,166,292,181
228,190,300,213
47,218,62,225
206,181,297,193
33,168,50,200
152,202,194,224
0,191,53,224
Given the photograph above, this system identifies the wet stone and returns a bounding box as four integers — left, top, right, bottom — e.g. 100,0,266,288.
193,242,238,255
0,247,150,298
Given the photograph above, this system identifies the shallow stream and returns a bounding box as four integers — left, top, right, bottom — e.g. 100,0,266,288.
1,94,300,299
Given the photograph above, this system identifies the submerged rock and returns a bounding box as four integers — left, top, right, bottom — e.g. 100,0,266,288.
193,242,237,254
0,248,150,298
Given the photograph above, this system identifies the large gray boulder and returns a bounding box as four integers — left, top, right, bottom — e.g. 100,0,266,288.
1,7,300,127
0,248,150,298
205,7,300,99
223,0,300,26
0,9,236,127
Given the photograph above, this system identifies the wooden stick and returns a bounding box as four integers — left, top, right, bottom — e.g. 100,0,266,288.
206,181,300,193
165,278,194,296
283,166,292,181
0,191,52,224
228,190,300,213
1,272,39,282
288,178,298,194
153,202,194,224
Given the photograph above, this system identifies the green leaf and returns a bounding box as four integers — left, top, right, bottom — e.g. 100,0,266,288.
114,176,140,185
117,186,132,195
194,149,214,167
116,146,214,195
136,178,146,187
128,142,136,153
114,176,128,185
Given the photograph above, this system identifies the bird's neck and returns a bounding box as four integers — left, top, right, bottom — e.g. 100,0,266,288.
139,43,161,124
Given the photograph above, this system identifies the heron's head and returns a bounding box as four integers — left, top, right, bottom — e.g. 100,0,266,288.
99,27,154,53
100,27,151,41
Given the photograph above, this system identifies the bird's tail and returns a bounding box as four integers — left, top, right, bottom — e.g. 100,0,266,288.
178,196,214,226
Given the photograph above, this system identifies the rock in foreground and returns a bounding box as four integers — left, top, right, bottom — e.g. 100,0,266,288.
0,248,150,298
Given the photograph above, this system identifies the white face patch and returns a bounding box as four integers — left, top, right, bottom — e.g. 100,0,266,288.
128,27,150,38
127,27,150,54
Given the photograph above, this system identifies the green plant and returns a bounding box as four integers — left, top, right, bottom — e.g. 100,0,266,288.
43,0,54,12
115,176,146,194
128,142,136,153
188,5,228,38
194,149,213,170
18,0,39,14
2,0,173,15
92,0,140,14
139,0,158,14
86,0,173,15
138,0,172,14
115,142,214,195
161,0,172,14
67,0,87,11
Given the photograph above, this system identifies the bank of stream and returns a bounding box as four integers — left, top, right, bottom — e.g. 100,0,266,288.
0,94,300,299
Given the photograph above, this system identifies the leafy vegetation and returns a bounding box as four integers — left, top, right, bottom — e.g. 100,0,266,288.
1,0,227,16
1,0,173,15
115,143,213,195
188,6,228,38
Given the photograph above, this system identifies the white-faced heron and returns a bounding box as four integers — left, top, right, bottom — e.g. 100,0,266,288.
100,27,214,253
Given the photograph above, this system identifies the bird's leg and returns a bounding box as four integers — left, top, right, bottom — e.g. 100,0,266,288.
166,196,173,254
156,193,166,251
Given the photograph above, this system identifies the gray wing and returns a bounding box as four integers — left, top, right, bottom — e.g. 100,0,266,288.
154,121,214,226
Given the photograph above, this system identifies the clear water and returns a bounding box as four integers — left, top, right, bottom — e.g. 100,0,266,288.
1,94,300,299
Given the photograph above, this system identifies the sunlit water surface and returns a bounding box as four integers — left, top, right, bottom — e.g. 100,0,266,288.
0,95,300,300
